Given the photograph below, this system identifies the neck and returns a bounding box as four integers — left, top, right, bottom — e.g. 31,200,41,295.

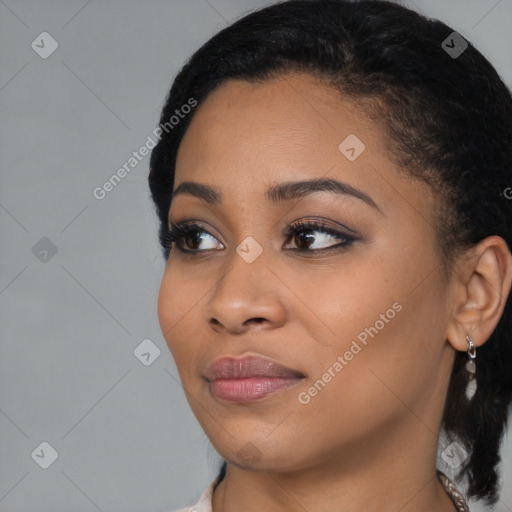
211,421,459,512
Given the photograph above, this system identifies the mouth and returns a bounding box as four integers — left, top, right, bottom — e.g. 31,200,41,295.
204,355,305,403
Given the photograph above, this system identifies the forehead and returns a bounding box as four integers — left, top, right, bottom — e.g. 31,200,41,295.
174,73,383,194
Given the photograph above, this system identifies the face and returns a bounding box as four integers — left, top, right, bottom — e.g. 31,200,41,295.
157,72,456,472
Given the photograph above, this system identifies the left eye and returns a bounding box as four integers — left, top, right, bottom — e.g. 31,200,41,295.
166,220,356,254
283,220,355,251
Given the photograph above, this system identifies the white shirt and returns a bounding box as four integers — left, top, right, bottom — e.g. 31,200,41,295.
171,477,218,512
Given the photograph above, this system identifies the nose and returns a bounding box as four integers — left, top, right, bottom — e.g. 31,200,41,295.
203,248,287,335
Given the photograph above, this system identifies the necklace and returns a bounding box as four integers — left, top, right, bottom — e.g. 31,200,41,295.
437,470,470,512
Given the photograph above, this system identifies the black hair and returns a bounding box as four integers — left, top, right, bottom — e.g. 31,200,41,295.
148,0,512,505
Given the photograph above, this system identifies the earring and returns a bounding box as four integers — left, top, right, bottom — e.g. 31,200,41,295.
465,334,477,400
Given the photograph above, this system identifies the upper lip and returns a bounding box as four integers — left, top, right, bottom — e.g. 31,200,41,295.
205,355,305,381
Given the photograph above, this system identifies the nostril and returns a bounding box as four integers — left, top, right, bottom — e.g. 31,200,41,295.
210,318,221,327
249,318,266,325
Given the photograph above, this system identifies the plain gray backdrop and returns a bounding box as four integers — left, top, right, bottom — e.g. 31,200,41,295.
1,0,511,511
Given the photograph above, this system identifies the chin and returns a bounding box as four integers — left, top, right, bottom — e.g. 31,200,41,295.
211,430,308,472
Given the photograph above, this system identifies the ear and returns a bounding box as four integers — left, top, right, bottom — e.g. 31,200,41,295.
446,235,512,351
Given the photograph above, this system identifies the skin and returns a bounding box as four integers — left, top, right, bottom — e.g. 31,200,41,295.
157,72,512,512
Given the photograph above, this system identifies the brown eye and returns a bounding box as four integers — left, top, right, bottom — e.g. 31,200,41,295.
167,223,224,253
283,220,356,252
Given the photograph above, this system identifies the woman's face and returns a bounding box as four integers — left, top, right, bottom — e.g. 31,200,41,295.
158,72,456,472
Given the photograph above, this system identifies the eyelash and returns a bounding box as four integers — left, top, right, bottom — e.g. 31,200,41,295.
166,219,358,255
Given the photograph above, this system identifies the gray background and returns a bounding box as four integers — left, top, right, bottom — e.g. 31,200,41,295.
0,0,511,511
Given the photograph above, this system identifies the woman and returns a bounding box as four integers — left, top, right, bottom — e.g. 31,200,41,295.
148,1,512,510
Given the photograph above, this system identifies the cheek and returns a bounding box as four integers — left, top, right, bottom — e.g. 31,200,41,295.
287,302,436,456
157,275,172,344
157,268,210,385
289,248,446,432
157,271,189,361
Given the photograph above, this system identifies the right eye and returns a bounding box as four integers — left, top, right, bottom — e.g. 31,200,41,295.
167,222,224,253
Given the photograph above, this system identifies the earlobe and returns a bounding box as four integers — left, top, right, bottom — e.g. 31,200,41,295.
446,235,512,352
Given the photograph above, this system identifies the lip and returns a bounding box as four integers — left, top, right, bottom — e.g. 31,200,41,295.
205,355,304,380
205,355,305,403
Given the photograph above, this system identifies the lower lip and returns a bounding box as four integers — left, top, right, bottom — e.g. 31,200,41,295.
209,377,302,403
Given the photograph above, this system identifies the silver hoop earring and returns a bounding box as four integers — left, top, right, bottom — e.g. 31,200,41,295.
465,334,477,400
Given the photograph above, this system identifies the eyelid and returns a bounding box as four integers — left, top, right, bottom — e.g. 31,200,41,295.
169,216,358,237
282,216,359,237
169,219,223,240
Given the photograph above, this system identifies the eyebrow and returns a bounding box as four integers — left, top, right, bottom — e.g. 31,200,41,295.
171,177,380,210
